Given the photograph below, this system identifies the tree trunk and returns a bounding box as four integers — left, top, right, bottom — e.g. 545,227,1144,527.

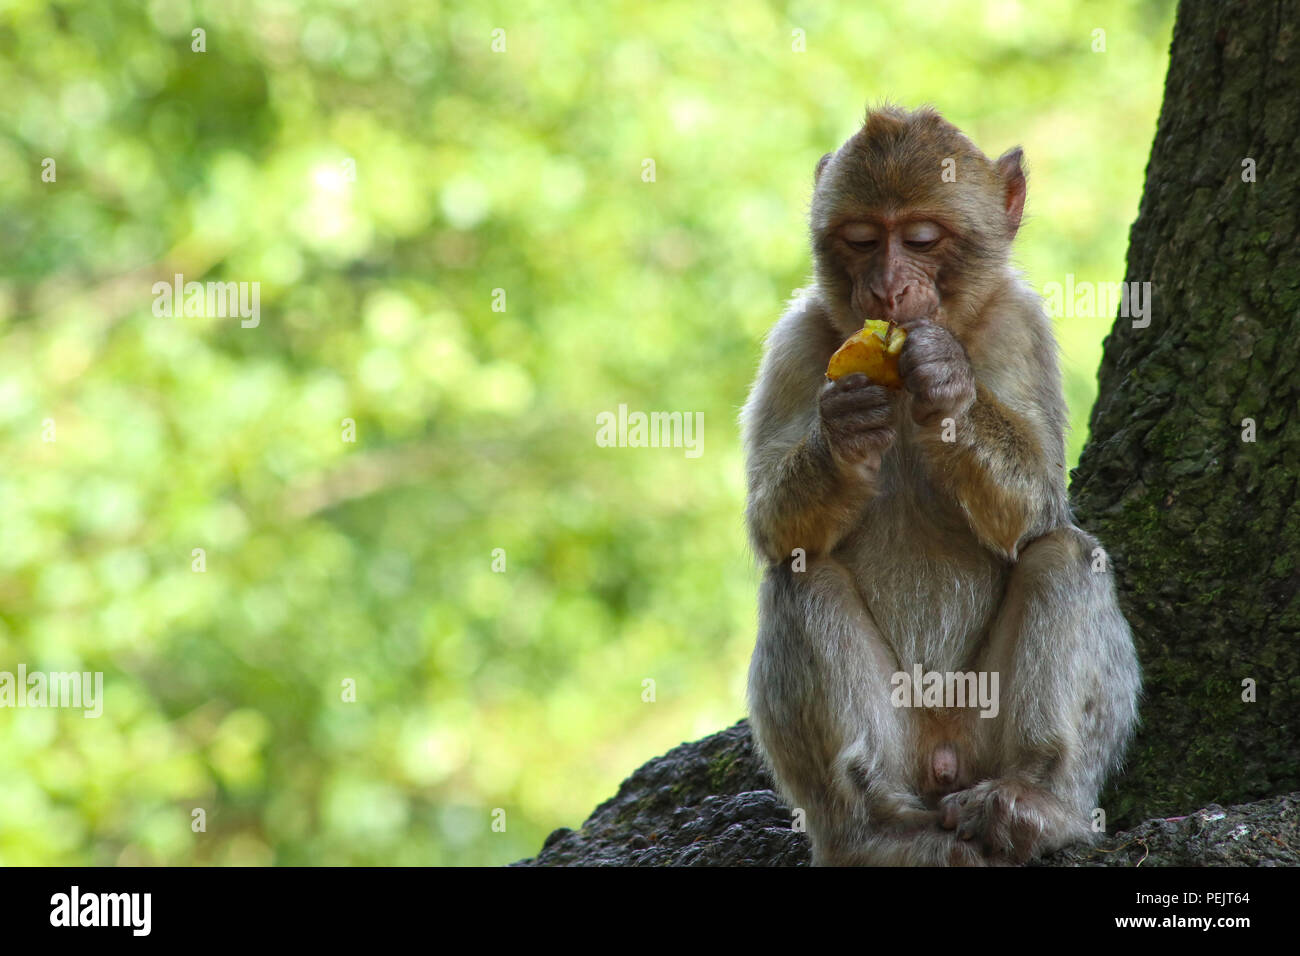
1073,0,1300,827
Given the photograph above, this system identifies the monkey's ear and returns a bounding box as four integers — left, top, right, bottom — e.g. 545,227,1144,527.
815,152,832,182
996,147,1026,238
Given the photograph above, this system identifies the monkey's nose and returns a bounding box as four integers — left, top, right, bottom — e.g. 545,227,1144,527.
877,284,913,318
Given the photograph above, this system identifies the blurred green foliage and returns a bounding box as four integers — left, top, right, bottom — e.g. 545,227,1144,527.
0,0,1174,865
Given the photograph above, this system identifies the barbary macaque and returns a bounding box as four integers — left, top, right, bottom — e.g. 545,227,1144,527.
742,105,1140,865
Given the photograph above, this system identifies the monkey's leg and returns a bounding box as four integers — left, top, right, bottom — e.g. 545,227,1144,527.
749,557,985,866
940,526,1140,862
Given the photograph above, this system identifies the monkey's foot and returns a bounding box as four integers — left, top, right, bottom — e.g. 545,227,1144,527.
938,778,1081,863
865,792,943,834
881,806,943,834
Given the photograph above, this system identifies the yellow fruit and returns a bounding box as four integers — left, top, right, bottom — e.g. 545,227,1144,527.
826,320,908,388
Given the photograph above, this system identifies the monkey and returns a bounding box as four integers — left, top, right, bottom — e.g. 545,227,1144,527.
741,105,1140,866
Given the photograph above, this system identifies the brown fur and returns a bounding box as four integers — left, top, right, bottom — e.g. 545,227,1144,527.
742,106,1139,866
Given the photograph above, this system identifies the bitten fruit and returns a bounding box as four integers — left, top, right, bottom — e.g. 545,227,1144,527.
825,319,907,388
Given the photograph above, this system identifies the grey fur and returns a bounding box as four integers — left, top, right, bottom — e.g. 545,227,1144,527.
741,286,1140,866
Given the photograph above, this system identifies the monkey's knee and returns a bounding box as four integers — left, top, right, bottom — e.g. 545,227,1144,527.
1008,524,1126,626
1015,525,1093,579
768,555,890,662
762,553,857,607
787,553,861,600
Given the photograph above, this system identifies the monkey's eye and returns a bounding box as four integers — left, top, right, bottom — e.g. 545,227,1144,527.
901,221,943,252
841,222,880,252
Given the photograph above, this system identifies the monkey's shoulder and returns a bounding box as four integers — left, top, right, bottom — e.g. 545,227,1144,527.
965,279,1062,377
765,290,845,366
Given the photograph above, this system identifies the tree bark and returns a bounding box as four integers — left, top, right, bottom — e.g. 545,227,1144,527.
1073,0,1300,827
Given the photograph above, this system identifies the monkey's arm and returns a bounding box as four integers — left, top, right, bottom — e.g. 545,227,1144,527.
741,301,883,564
917,386,1067,560
744,424,875,564
902,310,1070,561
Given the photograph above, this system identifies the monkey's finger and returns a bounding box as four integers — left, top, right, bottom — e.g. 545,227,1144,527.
824,399,894,429
899,325,965,375
896,316,936,333
825,395,895,431
899,354,962,389
830,407,895,434
827,410,895,437
897,324,937,359
821,382,893,414
820,372,875,394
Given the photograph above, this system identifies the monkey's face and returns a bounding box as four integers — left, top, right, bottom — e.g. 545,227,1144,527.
809,107,1025,337
830,216,945,326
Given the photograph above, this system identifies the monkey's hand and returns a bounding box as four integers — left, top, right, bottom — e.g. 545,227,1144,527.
939,778,1086,863
898,320,976,427
818,373,896,472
